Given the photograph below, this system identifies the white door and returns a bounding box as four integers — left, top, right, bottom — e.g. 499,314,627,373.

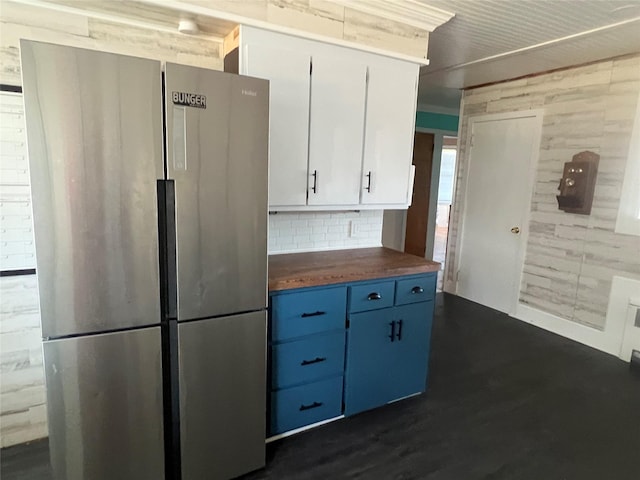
360,61,418,205
308,54,366,206
244,44,310,207
457,113,542,314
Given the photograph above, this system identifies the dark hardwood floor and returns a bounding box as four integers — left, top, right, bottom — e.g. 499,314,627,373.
2,293,639,480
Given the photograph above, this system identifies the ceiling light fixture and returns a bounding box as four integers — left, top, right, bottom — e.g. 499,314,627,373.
178,18,199,35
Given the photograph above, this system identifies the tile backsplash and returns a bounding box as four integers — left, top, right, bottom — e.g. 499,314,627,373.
268,210,384,254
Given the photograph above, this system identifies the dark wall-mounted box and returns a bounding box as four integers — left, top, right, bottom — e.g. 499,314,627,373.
556,151,599,215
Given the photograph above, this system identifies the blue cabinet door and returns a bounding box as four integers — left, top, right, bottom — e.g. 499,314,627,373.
344,301,433,416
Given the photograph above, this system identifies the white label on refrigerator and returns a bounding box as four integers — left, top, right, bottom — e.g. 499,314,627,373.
172,91,206,109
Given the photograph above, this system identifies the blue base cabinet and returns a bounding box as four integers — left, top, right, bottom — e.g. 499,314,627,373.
268,272,436,436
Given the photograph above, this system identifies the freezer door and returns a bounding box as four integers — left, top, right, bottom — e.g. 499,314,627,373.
44,328,164,480
179,311,267,479
165,64,269,321
20,41,164,338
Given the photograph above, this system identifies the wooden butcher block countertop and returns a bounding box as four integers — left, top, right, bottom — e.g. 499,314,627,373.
268,247,440,292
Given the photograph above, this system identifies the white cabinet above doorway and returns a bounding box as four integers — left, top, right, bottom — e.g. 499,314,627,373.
225,26,420,211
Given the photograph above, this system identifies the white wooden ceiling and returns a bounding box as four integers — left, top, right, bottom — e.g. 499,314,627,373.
419,0,640,99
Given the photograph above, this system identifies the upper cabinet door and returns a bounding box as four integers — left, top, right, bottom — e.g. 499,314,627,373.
245,44,311,207
361,62,419,205
308,55,367,206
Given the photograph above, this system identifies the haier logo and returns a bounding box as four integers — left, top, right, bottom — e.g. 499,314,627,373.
242,89,257,97
172,91,206,109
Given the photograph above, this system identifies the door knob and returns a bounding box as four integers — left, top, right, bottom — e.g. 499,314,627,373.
510,226,520,234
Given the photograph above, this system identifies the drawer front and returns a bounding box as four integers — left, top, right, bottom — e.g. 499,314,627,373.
395,274,436,305
271,287,347,341
270,376,343,435
348,281,395,313
272,331,346,389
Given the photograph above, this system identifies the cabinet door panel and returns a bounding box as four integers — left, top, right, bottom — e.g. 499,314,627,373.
344,301,433,416
344,308,397,415
308,55,366,206
245,44,310,207
361,62,419,205
392,302,433,395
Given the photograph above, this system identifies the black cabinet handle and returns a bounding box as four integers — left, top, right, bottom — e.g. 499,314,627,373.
299,401,323,411
311,170,318,194
365,171,372,193
368,292,382,301
411,286,424,294
301,310,326,318
389,320,396,342
301,357,326,366
396,319,403,341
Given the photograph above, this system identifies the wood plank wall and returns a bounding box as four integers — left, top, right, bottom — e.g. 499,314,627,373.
447,55,640,330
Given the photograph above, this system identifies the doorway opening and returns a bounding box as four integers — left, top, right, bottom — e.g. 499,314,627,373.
433,136,457,291
404,132,434,258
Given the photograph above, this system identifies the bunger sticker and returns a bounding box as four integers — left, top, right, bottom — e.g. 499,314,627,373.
172,91,206,109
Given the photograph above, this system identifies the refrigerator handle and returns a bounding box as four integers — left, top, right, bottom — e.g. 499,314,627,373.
157,180,177,321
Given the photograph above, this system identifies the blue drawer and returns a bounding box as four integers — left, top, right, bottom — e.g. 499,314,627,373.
395,274,436,306
348,280,395,313
272,331,345,389
270,376,343,435
271,287,347,341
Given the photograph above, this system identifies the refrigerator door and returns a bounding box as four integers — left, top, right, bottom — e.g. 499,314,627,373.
44,328,165,480
165,64,269,321
178,311,267,479
20,41,164,338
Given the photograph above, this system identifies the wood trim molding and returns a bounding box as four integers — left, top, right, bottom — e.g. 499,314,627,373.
331,0,455,32
136,0,431,65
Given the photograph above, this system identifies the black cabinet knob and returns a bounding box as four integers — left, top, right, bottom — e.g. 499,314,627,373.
411,286,424,294
368,292,382,301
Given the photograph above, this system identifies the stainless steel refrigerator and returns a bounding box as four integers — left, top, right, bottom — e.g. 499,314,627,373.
21,40,269,480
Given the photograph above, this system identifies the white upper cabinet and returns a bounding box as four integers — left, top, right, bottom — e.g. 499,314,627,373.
307,55,367,206
229,26,420,211
360,61,419,205
244,43,311,207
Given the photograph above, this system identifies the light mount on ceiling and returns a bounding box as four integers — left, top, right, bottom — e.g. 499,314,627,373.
178,17,199,35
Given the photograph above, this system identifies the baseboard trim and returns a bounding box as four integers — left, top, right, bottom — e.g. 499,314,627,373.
265,415,344,443
512,304,621,357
